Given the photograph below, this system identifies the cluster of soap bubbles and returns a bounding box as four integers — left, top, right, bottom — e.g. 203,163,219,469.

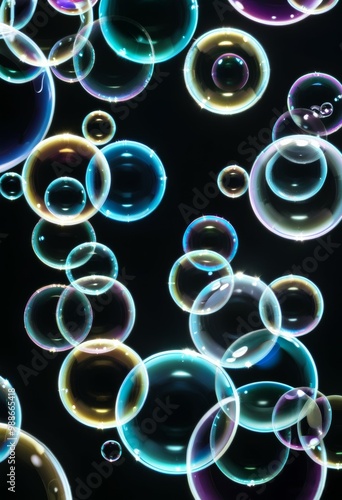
1,0,342,498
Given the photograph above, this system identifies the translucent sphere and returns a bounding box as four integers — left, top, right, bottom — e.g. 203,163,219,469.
0,172,23,200
217,164,249,198
82,110,116,146
184,28,270,115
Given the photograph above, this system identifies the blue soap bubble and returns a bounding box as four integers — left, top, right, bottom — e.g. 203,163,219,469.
98,0,198,63
44,176,87,220
182,215,238,263
217,164,249,199
0,377,22,463
88,140,167,222
227,0,309,25
116,349,237,474
249,134,342,240
31,218,96,270
0,172,23,200
184,28,270,115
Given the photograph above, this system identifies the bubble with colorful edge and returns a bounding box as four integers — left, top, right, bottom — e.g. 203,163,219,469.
116,348,237,474
44,176,87,220
23,284,76,352
31,218,96,270
73,17,155,102
98,0,199,63
227,0,310,25
90,140,167,222
217,164,249,198
56,285,93,346
184,28,270,115
288,72,342,135
260,275,324,337
0,0,38,30
168,249,234,313
189,273,281,366
289,0,339,14
22,133,110,225
65,242,119,295
182,215,238,262
58,339,147,428
248,135,342,240
272,108,327,141
82,110,116,146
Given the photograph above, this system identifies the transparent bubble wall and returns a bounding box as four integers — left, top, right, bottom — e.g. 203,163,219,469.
0,0,341,499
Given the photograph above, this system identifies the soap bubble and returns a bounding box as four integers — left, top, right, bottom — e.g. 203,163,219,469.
0,172,23,200
92,140,167,222
227,0,309,25
58,339,146,428
101,439,122,462
182,215,238,262
44,176,87,220
82,110,116,146
31,218,96,270
98,0,199,63
248,135,342,240
184,28,270,115
217,164,249,198
288,72,342,135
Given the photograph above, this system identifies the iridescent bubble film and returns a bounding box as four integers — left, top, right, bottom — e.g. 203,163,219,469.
184,28,270,115
44,176,87,220
288,72,342,135
82,110,116,146
217,164,250,198
227,0,309,25
249,135,342,240
182,215,238,262
101,439,122,462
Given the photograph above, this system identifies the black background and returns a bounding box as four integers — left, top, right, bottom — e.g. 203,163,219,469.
1,1,342,498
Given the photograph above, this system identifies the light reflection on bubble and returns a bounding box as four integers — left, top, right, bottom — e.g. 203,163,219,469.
49,34,95,83
184,28,270,115
272,108,327,141
44,176,87,220
0,0,38,30
56,285,93,346
101,439,122,462
227,0,310,25
289,0,339,14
